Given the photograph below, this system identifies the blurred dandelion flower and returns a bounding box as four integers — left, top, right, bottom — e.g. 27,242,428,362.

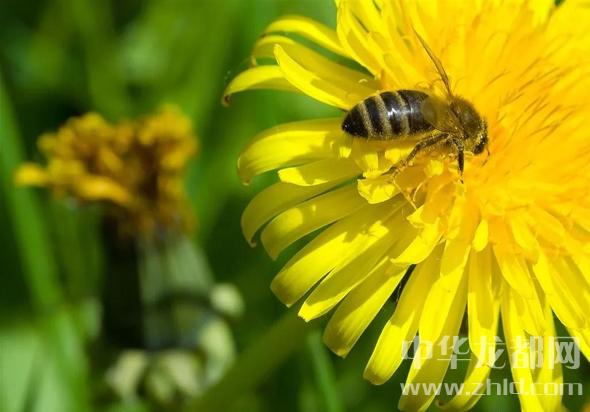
15,105,197,233
225,0,590,410
15,106,242,404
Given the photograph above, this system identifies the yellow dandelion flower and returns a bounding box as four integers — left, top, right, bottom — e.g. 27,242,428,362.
16,105,197,234
225,0,590,410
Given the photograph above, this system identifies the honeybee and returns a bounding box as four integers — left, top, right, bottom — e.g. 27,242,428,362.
342,32,488,178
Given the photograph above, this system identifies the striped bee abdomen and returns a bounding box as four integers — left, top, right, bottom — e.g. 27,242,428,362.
342,90,434,139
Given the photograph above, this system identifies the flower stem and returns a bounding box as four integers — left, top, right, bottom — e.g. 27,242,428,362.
307,330,344,412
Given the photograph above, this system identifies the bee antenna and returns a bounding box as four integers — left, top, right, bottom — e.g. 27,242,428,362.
413,28,453,98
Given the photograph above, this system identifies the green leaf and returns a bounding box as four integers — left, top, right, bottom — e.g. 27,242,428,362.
0,319,38,412
0,72,61,311
0,72,91,412
0,308,91,412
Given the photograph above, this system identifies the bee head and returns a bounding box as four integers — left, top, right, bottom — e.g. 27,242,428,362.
450,98,488,155
472,121,488,155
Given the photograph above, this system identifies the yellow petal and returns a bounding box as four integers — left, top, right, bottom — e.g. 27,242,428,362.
345,0,382,35
548,0,590,45
551,257,590,316
415,181,456,225
438,299,500,411
467,247,498,363
238,118,342,183
472,219,489,252
356,152,382,178
419,237,469,344
532,251,585,329
323,259,407,357
501,289,545,412
510,283,546,336
336,0,382,77
364,249,441,385
572,253,590,284
253,35,375,92
390,218,442,266
509,213,540,259
222,65,297,105
380,2,431,86
533,304,563,412
298,213,398,320
160,141,196,170
446,196,480,242
398,264,467,412
14,164,50,186
261,184,366,259
270,201,393,306
572,206,590,234
528,0,554,24
251,34,298,61
527,206,566,248
274,44,376,109
278,158,359,186
264,15,346,56
493,245,535,299
357,175,399,204
241,180,344,245
74,175,132,206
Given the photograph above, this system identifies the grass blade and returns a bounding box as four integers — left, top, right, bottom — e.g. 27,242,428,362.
0,72,61,310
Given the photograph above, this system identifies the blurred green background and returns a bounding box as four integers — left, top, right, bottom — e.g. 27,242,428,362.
1,0,588,411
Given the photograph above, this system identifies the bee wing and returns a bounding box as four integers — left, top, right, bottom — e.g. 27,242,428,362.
421,95,455,133
413,29,453,98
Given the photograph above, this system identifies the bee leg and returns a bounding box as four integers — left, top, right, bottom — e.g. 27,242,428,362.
389,133,447,209
482,146,491,165
449,137,465,181
391,133,448,177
